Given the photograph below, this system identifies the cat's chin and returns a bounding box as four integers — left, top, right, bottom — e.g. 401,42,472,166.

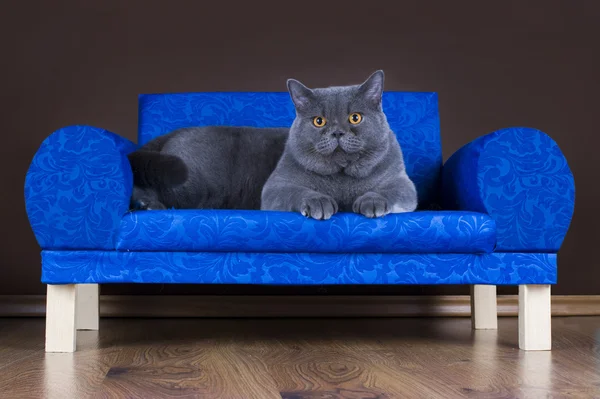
343,154,380,178
293,152,342,176
309,152,365,175
332,150,360,168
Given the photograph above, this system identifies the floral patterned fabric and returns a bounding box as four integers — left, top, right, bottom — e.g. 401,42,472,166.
116,210,496,253
24,95,574,287
25,125,137,249
41,250,556,285
442,127,575,251
138,91,442,207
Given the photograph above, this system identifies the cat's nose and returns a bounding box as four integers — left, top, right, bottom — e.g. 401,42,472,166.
331,131,345,139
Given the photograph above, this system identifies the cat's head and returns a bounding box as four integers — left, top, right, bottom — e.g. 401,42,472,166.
286,70,393,175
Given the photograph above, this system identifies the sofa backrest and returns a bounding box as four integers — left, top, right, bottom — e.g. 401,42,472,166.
138,92,442,207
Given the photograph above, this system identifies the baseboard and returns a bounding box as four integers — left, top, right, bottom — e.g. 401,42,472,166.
1,294,599,317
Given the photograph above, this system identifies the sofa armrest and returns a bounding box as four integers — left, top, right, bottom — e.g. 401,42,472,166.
25,125,137,250
441,127,575,252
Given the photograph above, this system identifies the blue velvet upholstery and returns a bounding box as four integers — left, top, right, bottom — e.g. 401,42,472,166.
41,251,556,285
116,210,496,254
442,127,575,252
139,92,442,207
24,91,575,288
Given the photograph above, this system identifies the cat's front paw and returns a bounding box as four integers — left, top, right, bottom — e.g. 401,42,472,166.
131,198,167,211
300,195,338,220
353,192,389,218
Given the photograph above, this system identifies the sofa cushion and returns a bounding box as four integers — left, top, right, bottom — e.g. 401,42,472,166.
116,210,496,253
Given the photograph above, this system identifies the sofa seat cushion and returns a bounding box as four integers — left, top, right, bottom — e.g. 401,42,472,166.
116,210,496,254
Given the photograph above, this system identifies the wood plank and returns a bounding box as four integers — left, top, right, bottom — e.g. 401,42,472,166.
519,285,552,350
470,285,498,329
1,294,600,318
45,285,77,353
76,284,99,331
0,317,599,397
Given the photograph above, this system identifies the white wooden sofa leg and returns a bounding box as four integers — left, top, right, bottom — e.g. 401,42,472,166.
470,285,498,330
46,284,77,353
519,284,551,350
76,284,99,331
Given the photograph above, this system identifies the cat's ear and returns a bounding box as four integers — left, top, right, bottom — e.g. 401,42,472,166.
358,70,384,105
287,79,314,111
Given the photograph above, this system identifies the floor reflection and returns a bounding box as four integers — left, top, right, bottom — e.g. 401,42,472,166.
43,330,100,399
518,351,553,393
471,328,500,389
44,353,76,399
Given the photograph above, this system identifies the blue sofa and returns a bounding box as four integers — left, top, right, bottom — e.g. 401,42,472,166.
25,92,575,352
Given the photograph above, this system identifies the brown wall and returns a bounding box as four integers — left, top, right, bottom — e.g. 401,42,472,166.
1,1,598,295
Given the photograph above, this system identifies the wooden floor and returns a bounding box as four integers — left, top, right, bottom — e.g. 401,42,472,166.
0,317,599,398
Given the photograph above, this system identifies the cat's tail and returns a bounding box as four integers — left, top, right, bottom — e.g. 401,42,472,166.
127,151,188,188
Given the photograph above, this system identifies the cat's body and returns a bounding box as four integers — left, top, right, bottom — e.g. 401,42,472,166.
129,70,417,217
128,126,287,210
262,132,415,215
261,71,417,219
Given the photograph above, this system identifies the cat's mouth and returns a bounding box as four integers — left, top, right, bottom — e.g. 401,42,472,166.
315,137,363,156
313,138,363,168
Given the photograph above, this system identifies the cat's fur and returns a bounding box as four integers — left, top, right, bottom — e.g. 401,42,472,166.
128,126,287,210
261,70,417,219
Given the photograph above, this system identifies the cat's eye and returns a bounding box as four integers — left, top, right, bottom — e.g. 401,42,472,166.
349,113,363,125
313,116,327,127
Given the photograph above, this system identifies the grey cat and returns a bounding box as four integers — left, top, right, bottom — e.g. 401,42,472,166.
128,126,288,210
261,70,417,219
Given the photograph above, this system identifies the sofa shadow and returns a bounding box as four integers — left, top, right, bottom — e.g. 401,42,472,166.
92,316,492,350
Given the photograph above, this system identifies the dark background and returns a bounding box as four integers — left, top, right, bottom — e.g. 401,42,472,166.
2,1,598,295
